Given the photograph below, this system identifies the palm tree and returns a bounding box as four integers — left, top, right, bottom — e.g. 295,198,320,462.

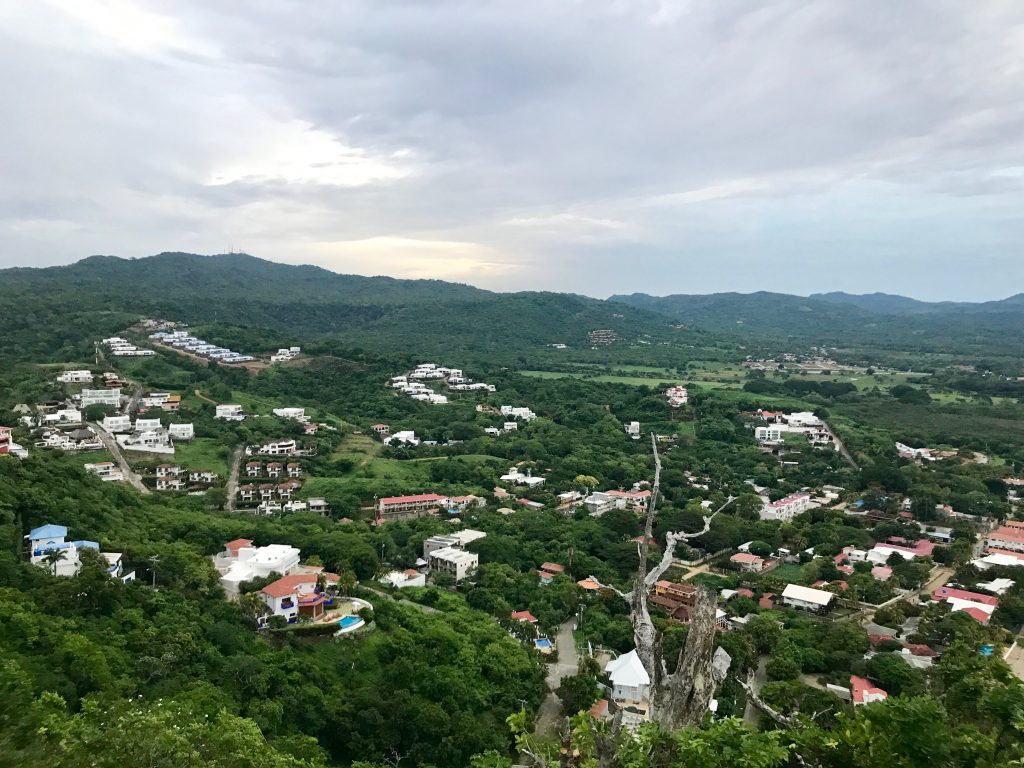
41,548,68,575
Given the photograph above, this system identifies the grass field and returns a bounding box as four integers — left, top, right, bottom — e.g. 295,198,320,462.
230,390,285,416
519,371,683,387
765,562,807,584
168,438,234,476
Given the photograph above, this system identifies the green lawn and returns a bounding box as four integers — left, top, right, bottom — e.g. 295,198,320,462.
519,371,682,387
161,438,233,476
765,562,807,585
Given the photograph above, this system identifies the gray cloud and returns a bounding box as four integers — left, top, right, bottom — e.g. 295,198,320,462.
1,0,1023,300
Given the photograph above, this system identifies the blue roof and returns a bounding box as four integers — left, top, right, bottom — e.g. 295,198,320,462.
28,524,67,540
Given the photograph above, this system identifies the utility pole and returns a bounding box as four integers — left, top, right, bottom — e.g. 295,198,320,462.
148,555,160,589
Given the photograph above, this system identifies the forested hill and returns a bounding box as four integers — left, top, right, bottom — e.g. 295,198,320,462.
0,252,684,361
609,290,1024,355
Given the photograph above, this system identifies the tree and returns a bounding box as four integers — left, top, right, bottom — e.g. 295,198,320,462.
41,548,68,575
589,436,734,732
555,674,599,717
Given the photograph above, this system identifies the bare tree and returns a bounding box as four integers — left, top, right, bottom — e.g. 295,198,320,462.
590,435,734,730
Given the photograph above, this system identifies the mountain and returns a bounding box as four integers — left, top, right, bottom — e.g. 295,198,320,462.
0,252,684,362
609,290,1024,356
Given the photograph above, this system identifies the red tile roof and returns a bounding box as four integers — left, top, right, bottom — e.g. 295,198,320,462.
730,553,764,565
225,538,254,551
577,577,600,591
540,562,565,573
850,675,887,705
932,586,999,606
261,573,319,598
511,610,538,623
959,606,991,624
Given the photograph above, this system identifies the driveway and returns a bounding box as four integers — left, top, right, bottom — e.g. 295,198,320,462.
534,618,580,736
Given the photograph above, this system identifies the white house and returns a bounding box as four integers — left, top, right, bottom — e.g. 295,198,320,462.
760,492,812,522
273,407,308,423
212,539,301,597
215,404,246,421
500,467,545,487
135,418,163,432
80,388,121,408
26,523,131,581
427,547,479,582
57,370,93,383
43,408,83,426
605,650,652,726
384,431,420,447
500,406,537,421
102,415,133,433
118,429,172,453
584,492,617,516
755,425,786,444
781,583,834,612
84,461,124,481
167,423,195,441
381,569,427,589
625,421,641,439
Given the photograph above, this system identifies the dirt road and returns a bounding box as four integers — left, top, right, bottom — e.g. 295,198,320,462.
225,445,243,512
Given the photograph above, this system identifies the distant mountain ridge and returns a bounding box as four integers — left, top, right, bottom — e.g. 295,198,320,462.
0,252,682,359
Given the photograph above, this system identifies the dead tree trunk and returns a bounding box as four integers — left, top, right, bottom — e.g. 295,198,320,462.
591,435,734,731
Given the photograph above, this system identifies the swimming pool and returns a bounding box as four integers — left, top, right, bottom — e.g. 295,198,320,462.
535,638,552,649
338,615,362,629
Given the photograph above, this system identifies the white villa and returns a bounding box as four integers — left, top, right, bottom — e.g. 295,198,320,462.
80,388,121,408
215,404,246,421
26,523,133,582
500,467,545,487
57,370,93,383
760,492,813,522
212,539,301,597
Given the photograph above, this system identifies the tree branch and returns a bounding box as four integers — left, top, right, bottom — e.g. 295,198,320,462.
737,671,802,729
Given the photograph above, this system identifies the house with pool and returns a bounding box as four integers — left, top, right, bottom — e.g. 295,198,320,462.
258,569,373,631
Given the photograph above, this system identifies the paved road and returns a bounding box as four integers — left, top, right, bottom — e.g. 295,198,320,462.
822,419,859,470
225,445,243,512
1004,639,1024,681
534,618,580,736
91,423,150,494
742,656,768,726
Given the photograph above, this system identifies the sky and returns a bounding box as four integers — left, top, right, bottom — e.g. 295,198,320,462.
2,1,1024,301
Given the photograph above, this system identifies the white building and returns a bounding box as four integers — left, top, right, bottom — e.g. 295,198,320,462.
215,404,246,421
26,523,132,581
80,389,121,408
584,492,617,517
102,415,133,433
381,569,427,589
760,492,812,522
135,418,163,432
755,425,786,444
500,467,545,487
426,546,479,582
604,650,652,728
57,370,93,383
500,406,537,421
273,407,308,423
167,423,194,441
84,461,124,481
625,421,641,439
384,431,420,447
212,539,301,597
781,583,834,612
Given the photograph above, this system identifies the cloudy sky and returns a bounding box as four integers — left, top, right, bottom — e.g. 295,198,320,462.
2,1,1023,300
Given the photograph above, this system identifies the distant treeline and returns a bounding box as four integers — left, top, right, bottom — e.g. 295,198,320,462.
742,379,857,399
